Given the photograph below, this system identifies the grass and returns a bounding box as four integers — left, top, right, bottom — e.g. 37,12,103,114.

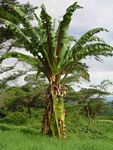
0,129,113,150
0,106,113,150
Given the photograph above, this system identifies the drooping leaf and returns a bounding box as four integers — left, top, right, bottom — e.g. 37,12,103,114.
76,27,108,46
75,43,113,60
1,4,39,47
1,52,40,68
0,18,31,43
64,61,89,80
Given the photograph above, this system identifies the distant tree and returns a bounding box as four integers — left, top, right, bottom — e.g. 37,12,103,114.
64,80,112,126
90,79,113,92
0,74,47,117
77,88,109,126
106,100,113,116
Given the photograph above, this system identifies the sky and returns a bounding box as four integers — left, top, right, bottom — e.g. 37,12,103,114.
1,0,113,89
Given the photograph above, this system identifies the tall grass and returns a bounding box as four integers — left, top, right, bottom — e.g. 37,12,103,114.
0,129,113,150
0,107,113,150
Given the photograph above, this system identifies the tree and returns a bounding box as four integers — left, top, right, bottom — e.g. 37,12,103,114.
0,2,113,139
107,101,113,115
0,0,38,86
0,60,32,87
76,88,109,126
0,0,38,44
0,74,47,117
64,80,112,126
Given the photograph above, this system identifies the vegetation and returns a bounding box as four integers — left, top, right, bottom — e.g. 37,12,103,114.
0,76,113,149
0,0,113,143
0,106,113,150
0,0,38,45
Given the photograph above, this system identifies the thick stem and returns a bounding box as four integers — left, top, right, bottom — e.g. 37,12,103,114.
41,83,67,139
41,91,52,135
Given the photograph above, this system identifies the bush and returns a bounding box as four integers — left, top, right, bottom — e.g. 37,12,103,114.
0,111,27,125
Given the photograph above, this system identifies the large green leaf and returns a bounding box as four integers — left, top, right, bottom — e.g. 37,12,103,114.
56,2,82,67
76,27,108,46
0,51,51,79
71,27,108,56
34,10,55,74
1,4,39,48
40,4,56,68
0,18,31,43
1,52,40,68
75,43,113,60
0,6,21,24
0,17,37,55
65,61,89,78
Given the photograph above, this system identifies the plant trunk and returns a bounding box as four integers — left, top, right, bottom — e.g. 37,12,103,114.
42,82,67,139
28,105,31,118
85,103,92,127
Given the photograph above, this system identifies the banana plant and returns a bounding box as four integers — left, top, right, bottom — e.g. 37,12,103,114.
0,2,113,139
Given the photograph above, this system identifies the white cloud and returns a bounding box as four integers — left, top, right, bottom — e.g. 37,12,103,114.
18,0,113,44
18,0,113,29
90,71,113,84
72,0,113,30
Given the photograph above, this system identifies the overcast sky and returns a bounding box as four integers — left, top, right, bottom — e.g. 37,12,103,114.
1,0,113,88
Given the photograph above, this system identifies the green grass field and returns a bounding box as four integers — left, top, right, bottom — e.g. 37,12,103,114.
0,129,113,150
0,107,113,150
